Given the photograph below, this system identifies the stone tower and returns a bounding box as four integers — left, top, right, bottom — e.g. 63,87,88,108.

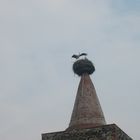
42,56,133,140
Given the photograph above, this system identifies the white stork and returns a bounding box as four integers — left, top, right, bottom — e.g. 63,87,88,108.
72,53,87,59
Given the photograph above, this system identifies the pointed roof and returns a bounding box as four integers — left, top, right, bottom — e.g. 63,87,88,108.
67,58,106,130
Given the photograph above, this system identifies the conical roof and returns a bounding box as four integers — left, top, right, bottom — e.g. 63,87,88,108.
67,59,106,130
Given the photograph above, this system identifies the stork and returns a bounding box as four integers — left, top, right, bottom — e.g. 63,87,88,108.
72,53,87,59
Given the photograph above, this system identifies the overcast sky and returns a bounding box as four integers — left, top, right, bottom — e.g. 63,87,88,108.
0,0,140,140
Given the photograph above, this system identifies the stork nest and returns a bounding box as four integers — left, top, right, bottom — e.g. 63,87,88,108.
73,59,95,76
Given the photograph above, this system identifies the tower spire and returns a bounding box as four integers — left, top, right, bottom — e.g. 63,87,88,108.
67,57,106,130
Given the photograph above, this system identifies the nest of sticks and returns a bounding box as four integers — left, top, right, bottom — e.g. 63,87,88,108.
73,59,95,76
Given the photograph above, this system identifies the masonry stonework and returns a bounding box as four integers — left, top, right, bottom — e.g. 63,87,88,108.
42,124,132,140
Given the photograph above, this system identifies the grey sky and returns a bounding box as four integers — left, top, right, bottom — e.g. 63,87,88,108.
0,0,140,140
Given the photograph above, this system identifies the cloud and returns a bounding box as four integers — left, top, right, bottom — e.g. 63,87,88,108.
0,0,140,140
